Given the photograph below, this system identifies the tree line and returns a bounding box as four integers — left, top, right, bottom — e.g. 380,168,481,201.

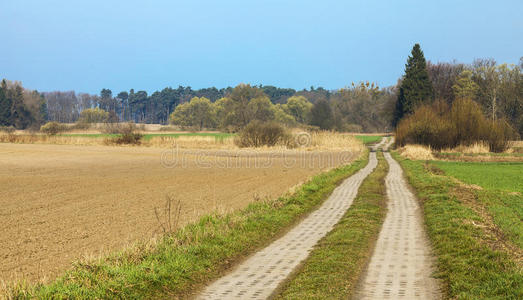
394,44,522,137
1,44,521,135
394,44,522,151
0,79,48,130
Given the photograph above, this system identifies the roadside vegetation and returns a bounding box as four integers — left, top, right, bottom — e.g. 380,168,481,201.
395,153,522,299
3,153,368,299
275,152,388,299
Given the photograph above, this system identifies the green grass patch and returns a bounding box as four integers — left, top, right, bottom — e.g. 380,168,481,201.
395,153,523,299
432,160,523,248
436,152,523,158
7,153,369,299
60,132,235,141
275,152,388,299
354,135,383,145
431,161,522,193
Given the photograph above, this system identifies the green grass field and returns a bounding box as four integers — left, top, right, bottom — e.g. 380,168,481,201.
276,152,388,299
432,161,522,193
6,153,369,299
60,132,235,140
432,161,523,248
396,154,523,299
354,135,383,145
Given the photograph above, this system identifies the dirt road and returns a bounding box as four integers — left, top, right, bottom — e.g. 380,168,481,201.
198,152,377,299
353,152,441,299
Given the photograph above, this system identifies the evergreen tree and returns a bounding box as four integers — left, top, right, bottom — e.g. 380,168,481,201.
11,85,33,129
0,80,12,126
393,44,433,126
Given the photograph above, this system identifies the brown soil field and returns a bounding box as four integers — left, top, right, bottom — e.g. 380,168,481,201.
0,143,359,284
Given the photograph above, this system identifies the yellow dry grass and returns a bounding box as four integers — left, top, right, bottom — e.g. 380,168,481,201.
442,142,490,154
0,130,364,153
398,144,435,160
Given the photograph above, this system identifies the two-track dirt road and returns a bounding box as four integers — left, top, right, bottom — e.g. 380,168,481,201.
197,138,441,299
353,151,441,299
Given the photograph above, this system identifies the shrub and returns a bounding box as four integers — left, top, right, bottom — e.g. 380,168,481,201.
107,123,143,145
396,98,517,152
234,121,287,147
40,122,68,135
487,119,517,152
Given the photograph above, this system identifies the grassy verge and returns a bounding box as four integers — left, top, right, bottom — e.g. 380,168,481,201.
394,153,523,299
354,135,383,145
275,152,388,299
5,153,369,299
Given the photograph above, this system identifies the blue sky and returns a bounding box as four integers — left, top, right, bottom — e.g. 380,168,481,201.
1,0,522,94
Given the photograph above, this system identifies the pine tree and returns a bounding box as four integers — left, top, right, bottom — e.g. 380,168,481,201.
393,44,434,126
0,80,12,126
11,85,33,129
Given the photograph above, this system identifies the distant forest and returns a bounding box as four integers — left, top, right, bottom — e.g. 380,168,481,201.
1,54,522,134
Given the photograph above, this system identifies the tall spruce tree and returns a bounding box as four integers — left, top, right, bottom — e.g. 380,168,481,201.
0,80,13,126
393,44,433,126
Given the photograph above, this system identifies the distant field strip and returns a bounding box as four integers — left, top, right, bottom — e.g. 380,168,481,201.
59,132,235,140
355,135,384,145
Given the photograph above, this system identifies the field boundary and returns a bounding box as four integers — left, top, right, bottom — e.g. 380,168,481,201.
3,152,369,299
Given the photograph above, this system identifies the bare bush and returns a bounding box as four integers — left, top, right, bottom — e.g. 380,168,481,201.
40,122,68,135
396,98,518,152
234,121,287,148
103,123,144,145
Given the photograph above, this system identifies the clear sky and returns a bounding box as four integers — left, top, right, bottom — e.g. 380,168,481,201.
1,0,522,94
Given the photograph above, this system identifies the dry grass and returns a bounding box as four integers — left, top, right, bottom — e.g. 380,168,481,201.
442,142,490,154
0,130,364,153
306,131,363,151
147,135,236,149
398,144,435,160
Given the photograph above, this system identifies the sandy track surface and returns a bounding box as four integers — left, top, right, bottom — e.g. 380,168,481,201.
353,152,441,299
0,143,356,283
197,152,377,299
